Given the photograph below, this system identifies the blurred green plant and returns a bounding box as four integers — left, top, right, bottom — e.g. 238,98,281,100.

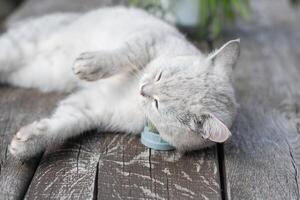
290,0,300,5
128,0,162,10
128,0,250,41
128,0,171,18
198,0,250,41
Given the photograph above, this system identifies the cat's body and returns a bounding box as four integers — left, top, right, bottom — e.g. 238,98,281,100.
0,7,240,159
2,8,195,92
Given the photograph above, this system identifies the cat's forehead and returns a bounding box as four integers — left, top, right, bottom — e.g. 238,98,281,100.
164,59,213,79
158,71,232,108
161,69,214,89
141,57,221,90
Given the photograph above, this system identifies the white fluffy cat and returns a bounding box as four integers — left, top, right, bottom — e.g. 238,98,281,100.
0,7,240,159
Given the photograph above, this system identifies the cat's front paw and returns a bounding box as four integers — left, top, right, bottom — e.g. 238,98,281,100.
9,120,48,159
72,52,106,81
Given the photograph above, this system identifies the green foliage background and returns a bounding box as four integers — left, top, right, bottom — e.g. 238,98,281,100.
128,0,250,40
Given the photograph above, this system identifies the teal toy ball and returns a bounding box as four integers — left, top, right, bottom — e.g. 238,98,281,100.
141,126,175,151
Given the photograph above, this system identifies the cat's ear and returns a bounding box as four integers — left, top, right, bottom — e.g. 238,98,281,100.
190,113,232,143
209,39,240,72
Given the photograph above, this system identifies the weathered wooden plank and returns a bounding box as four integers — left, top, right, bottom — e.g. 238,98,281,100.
224,105,300,200
0,87,62,200
150,149,220,199
25,132,221,200
221,0,300,199
96,133,221,200
24,132,103,200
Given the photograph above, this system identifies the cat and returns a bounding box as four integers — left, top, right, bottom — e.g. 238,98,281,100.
0,7,240,159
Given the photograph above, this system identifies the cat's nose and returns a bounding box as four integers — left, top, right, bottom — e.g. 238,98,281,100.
140,84,147,97
140,84,151,97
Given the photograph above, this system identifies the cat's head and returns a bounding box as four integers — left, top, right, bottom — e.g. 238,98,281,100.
139,39,240,151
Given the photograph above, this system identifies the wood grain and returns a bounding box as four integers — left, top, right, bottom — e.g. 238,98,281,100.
220,0,300,199
24,132,102,200
0,86,62,200
25,132,221,200
96,133,221,200
224,106,300,200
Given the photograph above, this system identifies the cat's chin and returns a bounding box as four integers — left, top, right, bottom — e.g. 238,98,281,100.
139,96,148,106
139,97,154,115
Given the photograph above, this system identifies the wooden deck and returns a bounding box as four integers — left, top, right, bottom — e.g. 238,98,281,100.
1,0,300,199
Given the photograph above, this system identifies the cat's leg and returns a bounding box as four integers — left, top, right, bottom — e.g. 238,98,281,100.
9,87,145,159
8,90,98,159
73,34,157,81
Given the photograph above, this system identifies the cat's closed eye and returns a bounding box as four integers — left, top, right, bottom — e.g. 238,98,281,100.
155,71,162,82
153,98,159,109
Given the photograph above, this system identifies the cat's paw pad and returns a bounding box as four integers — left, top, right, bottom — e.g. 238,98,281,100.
9,120,48,159
72,52,102,81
